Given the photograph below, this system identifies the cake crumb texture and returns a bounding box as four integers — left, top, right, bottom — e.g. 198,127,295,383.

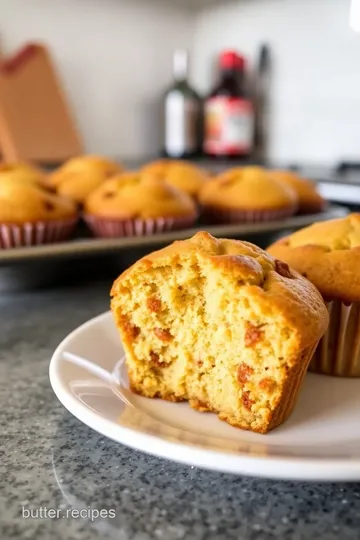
111,232,328,433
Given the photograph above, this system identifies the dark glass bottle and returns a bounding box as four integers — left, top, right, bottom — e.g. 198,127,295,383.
163,50,202,159
203,50,254,159
253,44,271,164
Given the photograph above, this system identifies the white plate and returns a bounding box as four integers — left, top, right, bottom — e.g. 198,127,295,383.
50,311,360,482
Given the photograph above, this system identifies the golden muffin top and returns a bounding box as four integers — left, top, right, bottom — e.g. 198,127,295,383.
199,166,298,210
112,231,328,348
267,214,360,301
271,170,325,213
85,172,197,219
0,178,77,223
0,162,48,188
141,160,208,198
49,155,123,204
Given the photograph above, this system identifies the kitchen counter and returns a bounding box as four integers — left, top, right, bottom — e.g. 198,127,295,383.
2,281,360,540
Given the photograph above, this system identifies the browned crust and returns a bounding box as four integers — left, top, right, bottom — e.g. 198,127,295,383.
270,170,326,214
267,216,360,302
198,166,298,211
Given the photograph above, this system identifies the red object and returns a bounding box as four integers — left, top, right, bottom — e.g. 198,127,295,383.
203,50,254,158
219,50,245,70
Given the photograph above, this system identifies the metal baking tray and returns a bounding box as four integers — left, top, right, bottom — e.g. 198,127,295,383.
0,204,348,267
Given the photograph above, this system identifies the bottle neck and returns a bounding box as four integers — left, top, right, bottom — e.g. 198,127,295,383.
173,50,189,82
218,67,244,94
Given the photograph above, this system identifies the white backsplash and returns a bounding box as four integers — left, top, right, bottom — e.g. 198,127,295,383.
1,0,360,164
192,0,360,165
0,0,193,159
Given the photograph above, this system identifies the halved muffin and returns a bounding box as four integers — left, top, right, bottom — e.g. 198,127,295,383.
111,231,328,433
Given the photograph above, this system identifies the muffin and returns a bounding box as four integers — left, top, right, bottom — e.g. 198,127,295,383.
267,214,360,377
199,166,298,223
0,178,78,248
49,155,123,205
84,172,197,238
111,231,328,433
0,161,49,189
141,159,208,199
271,170,326,214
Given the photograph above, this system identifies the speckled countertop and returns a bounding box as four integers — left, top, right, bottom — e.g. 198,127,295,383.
2,280,360,540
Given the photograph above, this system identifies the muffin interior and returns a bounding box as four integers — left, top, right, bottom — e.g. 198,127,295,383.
112,253,302,433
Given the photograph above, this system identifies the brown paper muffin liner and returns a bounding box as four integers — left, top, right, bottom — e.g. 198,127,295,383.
309,300,360,377
0,218,78,249
201,205,296,224
84,214,197,238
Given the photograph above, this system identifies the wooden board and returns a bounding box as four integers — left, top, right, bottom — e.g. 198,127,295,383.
0,43,83,163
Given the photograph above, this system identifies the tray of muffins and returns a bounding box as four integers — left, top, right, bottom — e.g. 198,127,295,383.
0,156,348,265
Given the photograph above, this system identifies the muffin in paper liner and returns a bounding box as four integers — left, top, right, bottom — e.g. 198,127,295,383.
201,204,297,224
270,169,326,216
309,300,360,377
84,214,197,238
0,218,78,249
266,214,360,378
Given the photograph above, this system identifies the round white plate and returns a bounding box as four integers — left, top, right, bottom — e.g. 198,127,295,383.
50,311,360,481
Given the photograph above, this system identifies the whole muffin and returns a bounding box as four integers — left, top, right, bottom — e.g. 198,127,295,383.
141,159,208,199
199,166,298,223
111,231,328,433
267,214,360,377
49,155,123,205
271,170,326,214
84,172,197,238
0,178,78,248
0,161,49,189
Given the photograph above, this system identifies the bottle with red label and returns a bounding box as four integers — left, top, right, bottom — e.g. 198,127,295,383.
203,50,254,158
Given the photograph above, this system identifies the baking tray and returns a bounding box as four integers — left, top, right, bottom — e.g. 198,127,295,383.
0,204,347,267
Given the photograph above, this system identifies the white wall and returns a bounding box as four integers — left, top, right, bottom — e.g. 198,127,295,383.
2,0,360,165
193,0,360,165
0,0,194,159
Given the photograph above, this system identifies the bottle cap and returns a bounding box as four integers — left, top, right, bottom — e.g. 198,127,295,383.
220,50,245,70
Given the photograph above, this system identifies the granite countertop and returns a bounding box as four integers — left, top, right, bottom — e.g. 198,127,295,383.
2,280,360,540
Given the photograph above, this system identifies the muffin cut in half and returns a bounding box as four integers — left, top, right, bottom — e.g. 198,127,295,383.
111,232,328,433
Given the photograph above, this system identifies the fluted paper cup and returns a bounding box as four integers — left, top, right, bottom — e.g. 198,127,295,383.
0,218,78,249
84,214,197,238
309,300,360,377
201,205,297,224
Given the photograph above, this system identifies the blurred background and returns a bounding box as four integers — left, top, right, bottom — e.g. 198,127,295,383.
0,0,359,289
0,0,359,164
